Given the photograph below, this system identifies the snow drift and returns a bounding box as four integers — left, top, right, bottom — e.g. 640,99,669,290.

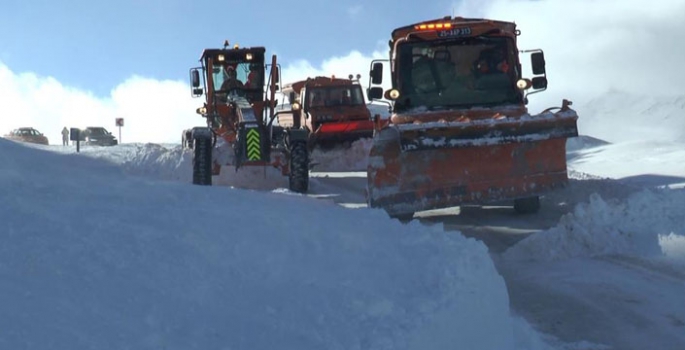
505,188,685,262
0,138,544,350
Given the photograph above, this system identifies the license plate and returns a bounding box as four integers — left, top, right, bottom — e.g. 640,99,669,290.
437,27,472,37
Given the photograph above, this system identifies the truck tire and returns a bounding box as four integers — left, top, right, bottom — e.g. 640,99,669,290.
514,196,540,214
192,135,212,186
288,140,309,193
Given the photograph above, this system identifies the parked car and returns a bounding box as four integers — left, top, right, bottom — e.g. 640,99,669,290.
81,127,118,146
2,127,49,145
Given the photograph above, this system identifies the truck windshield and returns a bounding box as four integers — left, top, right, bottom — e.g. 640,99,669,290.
307,85,365,108
395,36,521,111
212,62,264,92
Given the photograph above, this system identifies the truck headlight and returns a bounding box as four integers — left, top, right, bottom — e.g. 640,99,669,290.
384,89,400,100
516,79,532,90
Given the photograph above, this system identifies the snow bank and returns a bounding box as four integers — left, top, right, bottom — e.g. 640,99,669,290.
505,188,685,262
41,142,293,190
660,233,685,262
52,138,375,186
0,138,542,350
117,143,193,183
310,137,374,172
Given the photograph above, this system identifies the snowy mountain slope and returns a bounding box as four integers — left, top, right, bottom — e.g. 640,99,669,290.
575,90,685,143
567,140,685,185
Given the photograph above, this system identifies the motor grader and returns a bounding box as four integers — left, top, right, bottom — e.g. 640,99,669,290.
366,16,579,220
277,75,375,151
187,41,309,192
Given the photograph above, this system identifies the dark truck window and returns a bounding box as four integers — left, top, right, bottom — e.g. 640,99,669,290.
307,85,365,107
395,36,521,111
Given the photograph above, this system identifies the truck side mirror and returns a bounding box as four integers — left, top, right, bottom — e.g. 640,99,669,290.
191,69,201,87
532,76,547,90
367,87,383,100
288,92,296,104
370,62,383,85
531,52,546,75
190,69,203,96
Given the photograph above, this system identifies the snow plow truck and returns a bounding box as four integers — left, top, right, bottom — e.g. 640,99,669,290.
277,75,375,151
366,16,579,220
187,41,310,192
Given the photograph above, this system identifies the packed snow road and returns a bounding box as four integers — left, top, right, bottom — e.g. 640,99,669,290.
499,255,685,350
30,140,685,350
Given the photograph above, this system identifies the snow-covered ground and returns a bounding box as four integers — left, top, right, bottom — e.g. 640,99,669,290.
0,138,549,350
497,184,685,349
503,92,685,350
3,90,685,349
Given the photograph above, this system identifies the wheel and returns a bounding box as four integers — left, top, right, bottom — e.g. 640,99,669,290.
288,140,309,193
192,135,213,186
514,196,540,214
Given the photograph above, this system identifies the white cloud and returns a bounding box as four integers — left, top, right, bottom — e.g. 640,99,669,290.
0,64,200,145
452,0,685,111
280,49,387,87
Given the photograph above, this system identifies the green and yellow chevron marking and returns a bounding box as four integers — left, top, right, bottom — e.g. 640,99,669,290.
246,128,261,161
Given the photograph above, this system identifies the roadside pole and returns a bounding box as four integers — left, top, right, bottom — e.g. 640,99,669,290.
115,118,124,144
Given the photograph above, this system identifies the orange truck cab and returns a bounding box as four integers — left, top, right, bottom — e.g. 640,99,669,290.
279,75,374,149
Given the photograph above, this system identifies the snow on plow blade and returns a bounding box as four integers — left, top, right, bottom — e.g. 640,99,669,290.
367,108,578,217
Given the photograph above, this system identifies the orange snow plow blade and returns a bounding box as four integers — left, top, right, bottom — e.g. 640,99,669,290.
367,103,578,218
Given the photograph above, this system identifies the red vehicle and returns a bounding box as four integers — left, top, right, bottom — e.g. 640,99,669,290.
3,127,49,145
278,75,375,150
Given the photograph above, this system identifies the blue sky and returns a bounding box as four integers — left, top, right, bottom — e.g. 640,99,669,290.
0,0,456,96
1,0,682,144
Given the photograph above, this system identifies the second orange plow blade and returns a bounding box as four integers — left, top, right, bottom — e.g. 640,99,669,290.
366,108,579,218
